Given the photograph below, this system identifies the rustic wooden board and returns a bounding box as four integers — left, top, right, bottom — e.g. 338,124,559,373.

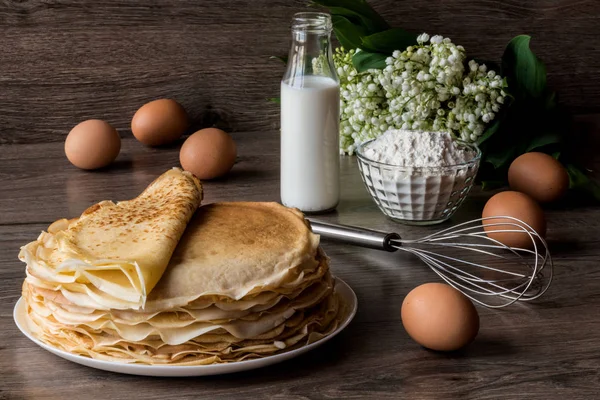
1,130,600,399
0,0,599,144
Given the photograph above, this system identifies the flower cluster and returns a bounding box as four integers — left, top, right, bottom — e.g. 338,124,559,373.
333,48,388,155
378,33,466,133
335,33,508,154
444,59,506,141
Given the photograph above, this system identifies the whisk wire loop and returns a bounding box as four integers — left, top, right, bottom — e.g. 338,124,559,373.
309,216,553,308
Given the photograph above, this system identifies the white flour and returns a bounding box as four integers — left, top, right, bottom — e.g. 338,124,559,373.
363,129,473,167
358,129,479,222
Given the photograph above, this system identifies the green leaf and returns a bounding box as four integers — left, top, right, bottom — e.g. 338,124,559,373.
476,119,501,146
320,5,388,35
502,35,547,99
331,14,368,50
267,97,280,104
566,164,600,201
352,50,387,72
360,28,418,54
310,0,390,34
269,55,288,65
483,146,517,170
525,130,562,152
481,180,506,191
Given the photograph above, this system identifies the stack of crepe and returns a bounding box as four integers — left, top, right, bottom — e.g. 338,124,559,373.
19,168,343,365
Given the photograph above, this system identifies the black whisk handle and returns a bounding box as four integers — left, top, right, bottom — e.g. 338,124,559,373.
307,219,400,252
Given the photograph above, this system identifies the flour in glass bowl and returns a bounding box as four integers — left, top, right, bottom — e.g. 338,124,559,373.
363,129,474,167
356,129,480,224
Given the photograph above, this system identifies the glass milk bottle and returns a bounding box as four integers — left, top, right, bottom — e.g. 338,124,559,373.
280,12,340,213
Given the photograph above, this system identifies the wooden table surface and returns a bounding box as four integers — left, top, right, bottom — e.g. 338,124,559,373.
1,131,600,400
2,0,600,145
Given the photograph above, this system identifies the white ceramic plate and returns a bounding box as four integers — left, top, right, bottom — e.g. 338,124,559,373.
13,277,357,377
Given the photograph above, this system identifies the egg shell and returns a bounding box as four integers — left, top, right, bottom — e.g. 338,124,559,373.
64,119,121,170
482,191,546,249
401,283,479,352
508,152,569,203
179,128,237,180
131,99,189,146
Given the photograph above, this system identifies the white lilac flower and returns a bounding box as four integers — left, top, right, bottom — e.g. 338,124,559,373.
376,34,468,136
333,34,508,154
445,59,507,142
334,48,388,155
311,56,324,75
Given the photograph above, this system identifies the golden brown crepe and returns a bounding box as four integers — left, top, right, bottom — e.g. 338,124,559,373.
141,202,322,310
20,168,202,308
20,178,345,366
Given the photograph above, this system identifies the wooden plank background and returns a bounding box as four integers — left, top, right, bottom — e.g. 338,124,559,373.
0,0,599,144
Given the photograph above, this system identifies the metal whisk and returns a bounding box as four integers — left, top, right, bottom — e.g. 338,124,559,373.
308,216,553,308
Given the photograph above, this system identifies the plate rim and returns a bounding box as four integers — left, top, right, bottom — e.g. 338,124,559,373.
13,277,357,376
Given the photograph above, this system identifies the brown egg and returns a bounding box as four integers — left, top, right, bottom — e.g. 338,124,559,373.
65,119,121,170
131,99,189,146
401,283,479,352
179,128,237,180
508,152,569,203
482,191,546,248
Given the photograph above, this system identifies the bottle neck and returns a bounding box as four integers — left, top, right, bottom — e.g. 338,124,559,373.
283,12,338,86
290,12,332,34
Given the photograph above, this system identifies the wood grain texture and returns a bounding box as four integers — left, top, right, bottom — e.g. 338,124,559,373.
1,130,600,399
1,0,600,144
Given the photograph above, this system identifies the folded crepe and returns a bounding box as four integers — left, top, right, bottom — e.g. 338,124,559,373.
20,168,203,308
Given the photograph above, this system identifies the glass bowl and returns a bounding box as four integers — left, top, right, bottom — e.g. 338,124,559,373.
356,139,481,225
